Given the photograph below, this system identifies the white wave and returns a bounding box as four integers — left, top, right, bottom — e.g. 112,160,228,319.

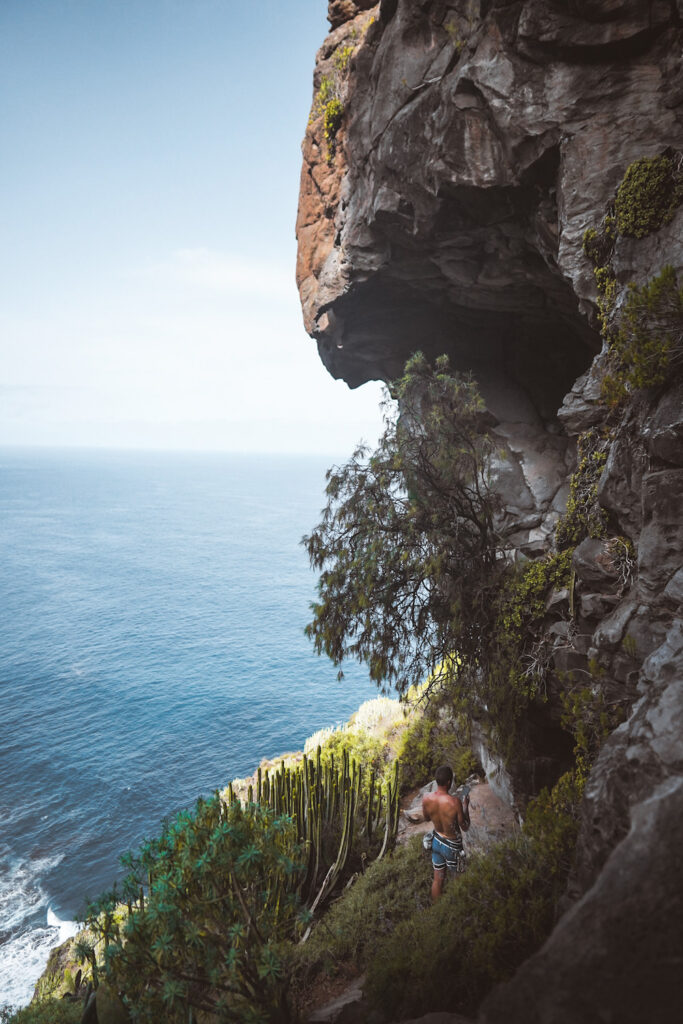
0,855,71,1009
46,907,78,943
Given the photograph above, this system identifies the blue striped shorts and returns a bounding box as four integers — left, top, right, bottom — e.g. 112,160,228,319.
431,831,463,872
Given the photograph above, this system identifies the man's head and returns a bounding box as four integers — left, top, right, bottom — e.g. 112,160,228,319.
435,765,453,790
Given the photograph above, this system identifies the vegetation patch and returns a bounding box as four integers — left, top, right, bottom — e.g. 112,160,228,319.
309,33,360,164
614,154,683,238
560,686,626,790
555,428,611,549
601,265,683,408
291,838,431,1004
80,742,401,1024
398,701,476,793
0,1004,82,1024
304,352,501,699
363,771,582,1017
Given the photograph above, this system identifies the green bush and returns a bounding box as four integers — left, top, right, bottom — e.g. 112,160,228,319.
492,550,574,697
601,265,683,407
318,728,385,782
555,428,611,549
364,772,581,1017
0,1002,82,1024
291,838,431,998
398,707,476,792
83,798,304,1023
614,155,683,238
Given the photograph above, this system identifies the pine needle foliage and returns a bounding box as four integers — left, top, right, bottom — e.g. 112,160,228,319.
303,352,501,698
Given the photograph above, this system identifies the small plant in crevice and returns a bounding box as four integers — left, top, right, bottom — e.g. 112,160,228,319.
555,428,612,549
607,535,636,594
309,33,360,164
323,98,344,162
601,265,683,408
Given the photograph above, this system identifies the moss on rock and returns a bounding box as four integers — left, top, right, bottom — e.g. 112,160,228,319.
614,154,683,238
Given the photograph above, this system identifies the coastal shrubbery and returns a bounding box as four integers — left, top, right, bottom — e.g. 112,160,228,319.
364,772,582,1017
82,798,301,1021
291,837,431,1008
0,1005,81,1024
77,737,401,1022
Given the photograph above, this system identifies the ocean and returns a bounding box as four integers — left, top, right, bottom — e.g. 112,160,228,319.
0,448,378,1008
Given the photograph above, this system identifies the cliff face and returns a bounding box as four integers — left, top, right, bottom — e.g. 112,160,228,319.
297,2,682,1020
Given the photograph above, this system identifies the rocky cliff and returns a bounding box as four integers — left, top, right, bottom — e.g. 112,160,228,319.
297,2,682,1021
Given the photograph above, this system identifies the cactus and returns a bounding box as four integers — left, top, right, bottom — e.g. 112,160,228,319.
237,751,401,916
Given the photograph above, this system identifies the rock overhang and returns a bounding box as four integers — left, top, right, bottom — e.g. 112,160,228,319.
296,0,680,425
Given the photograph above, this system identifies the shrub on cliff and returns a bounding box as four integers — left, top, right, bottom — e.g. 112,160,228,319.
0,1003,81,1024
614,154,683,238
82,797,303,1023
303,352,501,700
601,265,683,407
364,771,582,1017
290,837,431,1007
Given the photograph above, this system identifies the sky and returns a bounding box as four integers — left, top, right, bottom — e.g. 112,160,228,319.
0,0,385,454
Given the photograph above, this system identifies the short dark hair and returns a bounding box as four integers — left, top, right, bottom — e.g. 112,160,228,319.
435,765,453,788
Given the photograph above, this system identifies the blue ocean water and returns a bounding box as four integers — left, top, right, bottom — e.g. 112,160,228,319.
0,448,378,1007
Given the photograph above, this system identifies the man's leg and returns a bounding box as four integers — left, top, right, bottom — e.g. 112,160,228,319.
431,867,446,902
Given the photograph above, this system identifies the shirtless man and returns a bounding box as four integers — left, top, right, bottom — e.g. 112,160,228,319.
422,764,470,901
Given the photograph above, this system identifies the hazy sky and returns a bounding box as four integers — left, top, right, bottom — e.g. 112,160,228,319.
0,0,385,454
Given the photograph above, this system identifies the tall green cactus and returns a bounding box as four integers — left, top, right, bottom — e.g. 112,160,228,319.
247,749,400,915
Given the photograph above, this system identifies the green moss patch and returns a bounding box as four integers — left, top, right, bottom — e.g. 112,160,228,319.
614,155,683,238
601,265,683,408
556,428,611,549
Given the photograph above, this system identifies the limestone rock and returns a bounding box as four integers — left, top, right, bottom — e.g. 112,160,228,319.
327,0,376,30
639,469,683,596
572,537,620,589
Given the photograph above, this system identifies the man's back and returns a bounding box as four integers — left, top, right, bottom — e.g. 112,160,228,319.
422,788,466,837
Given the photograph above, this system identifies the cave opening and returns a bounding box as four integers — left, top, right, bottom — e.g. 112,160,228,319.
319,267,599,425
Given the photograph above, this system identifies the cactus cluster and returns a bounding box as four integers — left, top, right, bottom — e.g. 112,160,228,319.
229,747,401,915
78,751,400,1022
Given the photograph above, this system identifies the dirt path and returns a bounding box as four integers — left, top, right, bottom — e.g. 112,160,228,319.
398,776,519,853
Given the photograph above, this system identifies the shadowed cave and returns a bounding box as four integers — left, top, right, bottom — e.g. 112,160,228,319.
314,185,600,425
